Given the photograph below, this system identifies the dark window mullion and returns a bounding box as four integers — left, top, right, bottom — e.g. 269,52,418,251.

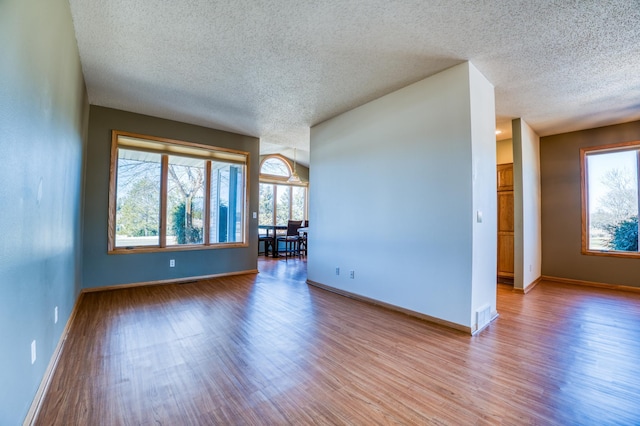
204,161,212,245
159,154,169,247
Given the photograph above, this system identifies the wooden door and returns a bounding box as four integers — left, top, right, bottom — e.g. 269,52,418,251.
497,164,513,191
497,164,514,278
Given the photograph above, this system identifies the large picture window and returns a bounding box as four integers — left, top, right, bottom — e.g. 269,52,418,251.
258,155,307,225
581,141,640,256
109,131,248,253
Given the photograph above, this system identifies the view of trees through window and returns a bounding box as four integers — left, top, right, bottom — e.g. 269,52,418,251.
112,134,246,251
116,150,161,247
259,183,274,226
259,183,306,225
258,156,307,225
261,157,290,176
166,156,205,245
585,147,639,252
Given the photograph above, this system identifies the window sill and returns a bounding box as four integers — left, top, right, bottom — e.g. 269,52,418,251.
109,242,249,255
582,249,640,259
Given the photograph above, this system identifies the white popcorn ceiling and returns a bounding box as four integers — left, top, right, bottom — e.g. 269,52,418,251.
68,0,640,165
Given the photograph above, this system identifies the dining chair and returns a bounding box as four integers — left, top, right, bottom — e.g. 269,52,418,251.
258,233,274,257
258,226,276,257
277,220,302,260
299,220,308,256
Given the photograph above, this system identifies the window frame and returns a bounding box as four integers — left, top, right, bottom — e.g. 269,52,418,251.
581,140,640,258
259,154,293,181
108,130,250,254
258,155,308,225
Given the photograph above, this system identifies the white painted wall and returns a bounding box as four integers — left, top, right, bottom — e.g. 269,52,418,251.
470,65,498,326
308,62,496,329
512,119,542,290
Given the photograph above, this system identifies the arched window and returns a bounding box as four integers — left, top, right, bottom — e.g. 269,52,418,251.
259,155,307,226
260,156,291,178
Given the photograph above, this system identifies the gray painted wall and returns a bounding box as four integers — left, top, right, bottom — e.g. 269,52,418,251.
541,120,640,287
0,0,88,423
83,106,260,288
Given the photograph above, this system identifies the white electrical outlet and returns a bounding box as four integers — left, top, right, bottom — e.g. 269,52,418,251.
54,306,58,324
170,259,175,267
253,211,257,219
31,340,36,364
335,267,340,275
349,271,355,279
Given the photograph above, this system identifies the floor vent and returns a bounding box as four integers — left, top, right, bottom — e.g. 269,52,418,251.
476,305,491,330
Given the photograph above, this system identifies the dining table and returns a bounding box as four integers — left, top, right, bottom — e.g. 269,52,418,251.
258,225,287,257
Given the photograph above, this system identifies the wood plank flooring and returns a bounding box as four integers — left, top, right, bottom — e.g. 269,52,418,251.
36,258,640,425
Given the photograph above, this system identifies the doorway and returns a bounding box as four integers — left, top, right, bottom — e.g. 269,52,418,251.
497,163,514,284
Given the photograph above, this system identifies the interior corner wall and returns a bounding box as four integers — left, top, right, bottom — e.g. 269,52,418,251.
82,106,260,289
541,120,640,287
0,0,88,423
308,62,496,329
512,119,542,290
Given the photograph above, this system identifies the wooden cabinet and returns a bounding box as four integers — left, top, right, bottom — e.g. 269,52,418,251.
497,164,514,279
497,163,513,191
498,191,514,233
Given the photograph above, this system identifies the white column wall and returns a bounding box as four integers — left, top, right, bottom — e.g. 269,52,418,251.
512,118,542,290
308,62,496,329
469,64,498,325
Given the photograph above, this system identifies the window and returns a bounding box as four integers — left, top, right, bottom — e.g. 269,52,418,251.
259,155,308,225
261,157,291,177
109,131,248,253
582,141,640,256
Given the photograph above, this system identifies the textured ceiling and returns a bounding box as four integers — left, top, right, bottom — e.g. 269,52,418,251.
68,0,640,165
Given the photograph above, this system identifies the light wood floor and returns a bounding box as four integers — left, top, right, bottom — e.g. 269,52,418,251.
36,258,640,424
